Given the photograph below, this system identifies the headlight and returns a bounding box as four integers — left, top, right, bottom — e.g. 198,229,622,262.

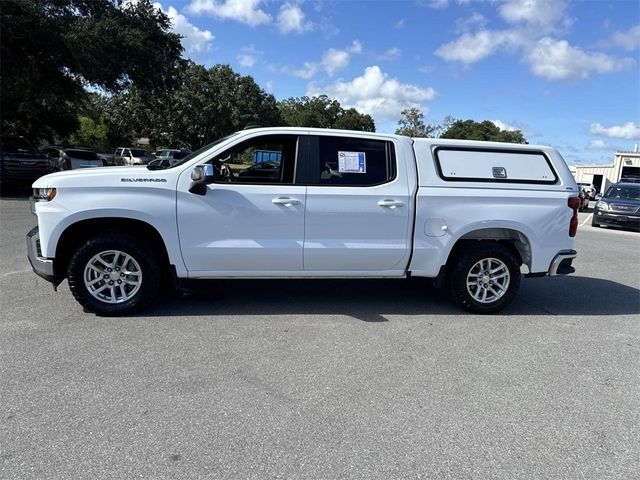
33,187,57,202
596,200,609,211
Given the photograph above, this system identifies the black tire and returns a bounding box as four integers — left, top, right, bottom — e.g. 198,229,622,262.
67,232,162,316
591,218,600,228
448,242,521,314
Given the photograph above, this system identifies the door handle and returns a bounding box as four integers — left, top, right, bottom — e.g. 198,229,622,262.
272,197,301,206
377,199,405,208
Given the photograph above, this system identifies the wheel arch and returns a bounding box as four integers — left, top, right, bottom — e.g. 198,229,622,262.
446,227,532,272
54,217,172,282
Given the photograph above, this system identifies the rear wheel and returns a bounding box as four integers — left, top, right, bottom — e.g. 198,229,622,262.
67,233,162,316
448,242,521,314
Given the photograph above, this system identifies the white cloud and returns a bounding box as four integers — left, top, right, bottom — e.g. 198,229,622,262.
237,44,261,67
287,41,362,79
378,48,401,61
434,0,635,83
455,12,487,33
435,30,516,64
426,0,450,9
590,122,640,140
153,3,214,55
278,2,312,34
492,120,518,131
499,0,567,26
187,0,271,26
526,37,635,80
611,24,640,51
348,40,363,54
394,18,405,29
306,65,437,120
589,140,610,150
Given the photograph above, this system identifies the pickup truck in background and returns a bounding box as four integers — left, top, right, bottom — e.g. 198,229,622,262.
27,127,580,316
1,136,54,187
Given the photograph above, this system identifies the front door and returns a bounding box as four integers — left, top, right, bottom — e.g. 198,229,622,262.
177,134,306,274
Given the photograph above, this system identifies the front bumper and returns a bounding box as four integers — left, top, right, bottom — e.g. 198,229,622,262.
548,249,577,276
593,210,640,228
26,226,56,284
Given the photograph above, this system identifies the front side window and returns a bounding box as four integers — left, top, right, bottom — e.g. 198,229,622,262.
211,135,297,184
312,136,395,186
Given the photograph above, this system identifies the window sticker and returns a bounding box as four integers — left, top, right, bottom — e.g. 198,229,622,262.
338,151,366,173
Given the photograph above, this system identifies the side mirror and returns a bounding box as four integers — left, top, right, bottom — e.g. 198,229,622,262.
595,193,602,200
189,164,215,195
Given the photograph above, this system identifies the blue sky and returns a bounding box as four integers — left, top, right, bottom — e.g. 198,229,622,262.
151,0,639,165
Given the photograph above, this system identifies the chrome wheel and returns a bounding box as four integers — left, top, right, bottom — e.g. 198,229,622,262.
465,257,510,304
83,250,142,304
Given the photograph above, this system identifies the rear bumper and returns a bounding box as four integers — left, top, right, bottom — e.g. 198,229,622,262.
26,226,56,284
548,249,577,276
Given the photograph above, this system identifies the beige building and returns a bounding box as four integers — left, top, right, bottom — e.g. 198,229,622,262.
574,148,640,195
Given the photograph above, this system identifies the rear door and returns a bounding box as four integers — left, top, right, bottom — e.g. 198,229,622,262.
303,135,412,273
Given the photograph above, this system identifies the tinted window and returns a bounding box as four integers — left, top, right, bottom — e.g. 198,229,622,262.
434,147,557,184
1,137,36,153
211,135,297,184
64,149,98,160
131,149,149,157
314,136,394,186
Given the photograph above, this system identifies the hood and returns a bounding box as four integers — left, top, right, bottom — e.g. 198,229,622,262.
32,166,157,188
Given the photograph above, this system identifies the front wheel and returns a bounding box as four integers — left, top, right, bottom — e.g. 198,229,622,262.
67,233,162,316
448,242,521,314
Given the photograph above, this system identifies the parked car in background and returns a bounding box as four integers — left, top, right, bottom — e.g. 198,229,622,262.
577,187,590,211
155,148,192,161
97,153,115,166
592,182,640,230
148,149,194,169
114,147,154,166
41,146,104,170
577,182,596,200
1,136,54,187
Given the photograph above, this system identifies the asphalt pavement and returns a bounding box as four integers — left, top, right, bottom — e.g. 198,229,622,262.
1,194,639,479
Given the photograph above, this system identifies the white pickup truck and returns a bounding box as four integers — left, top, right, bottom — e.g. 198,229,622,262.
27,127,579,315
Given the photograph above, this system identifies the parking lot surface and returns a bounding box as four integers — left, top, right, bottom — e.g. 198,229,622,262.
1,195,639,479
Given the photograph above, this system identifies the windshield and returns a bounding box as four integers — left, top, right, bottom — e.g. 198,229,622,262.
603,185,640,201
1,136,36,153
147,132,242,170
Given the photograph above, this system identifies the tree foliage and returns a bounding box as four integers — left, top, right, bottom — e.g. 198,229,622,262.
105,63,282,149
395,107,438,137
440,119,527,143
278,95,375,132
0,0,183,141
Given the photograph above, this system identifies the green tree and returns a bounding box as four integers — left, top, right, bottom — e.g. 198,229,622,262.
395,107,438,137
440,119,527,143
0,0,183,142
334,108,375,132
106,63,282,149
278,95,375,132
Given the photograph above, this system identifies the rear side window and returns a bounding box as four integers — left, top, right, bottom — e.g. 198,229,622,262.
434,147,558,184
310,136,395,186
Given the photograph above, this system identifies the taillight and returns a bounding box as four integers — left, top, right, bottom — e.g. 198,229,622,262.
568,196,580,237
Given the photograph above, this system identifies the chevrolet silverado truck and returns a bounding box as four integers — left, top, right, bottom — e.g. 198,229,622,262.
27,127,579,315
